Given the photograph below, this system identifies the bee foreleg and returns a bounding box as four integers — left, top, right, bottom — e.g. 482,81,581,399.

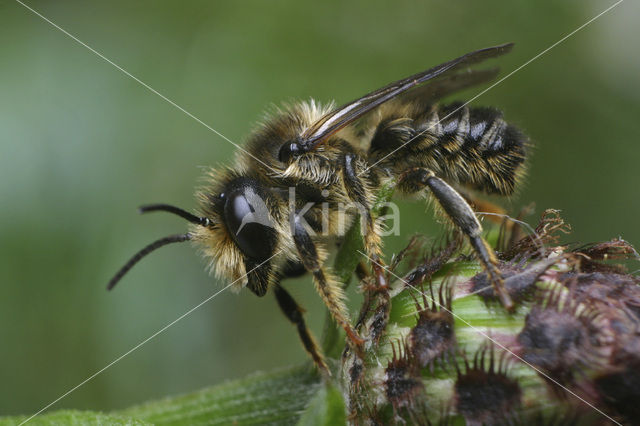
291,212,365,351
274,283,329,375
400,168,514,311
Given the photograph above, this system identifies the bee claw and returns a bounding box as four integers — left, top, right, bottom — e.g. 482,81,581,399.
317,360,332,378
347,329,366,347
497,284,515,312
345,328,366,358
487,268,514,311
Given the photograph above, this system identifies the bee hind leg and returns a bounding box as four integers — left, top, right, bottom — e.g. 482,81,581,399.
399,168,514,311
274,283,329,375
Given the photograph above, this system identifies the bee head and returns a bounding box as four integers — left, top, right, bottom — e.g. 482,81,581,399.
107,176,281,296
192,176,282,296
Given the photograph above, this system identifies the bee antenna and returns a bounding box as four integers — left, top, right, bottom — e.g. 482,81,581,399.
139,203,212,227
107,233,192,291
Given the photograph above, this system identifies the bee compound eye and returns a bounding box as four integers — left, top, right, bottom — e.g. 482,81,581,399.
223,189,275,262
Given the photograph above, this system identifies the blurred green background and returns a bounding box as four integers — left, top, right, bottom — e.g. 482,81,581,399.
1,0,638,416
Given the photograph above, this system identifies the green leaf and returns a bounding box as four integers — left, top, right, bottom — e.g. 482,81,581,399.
296,383,346,426
1,366,322,426
0,410,149,426
117,366,320,425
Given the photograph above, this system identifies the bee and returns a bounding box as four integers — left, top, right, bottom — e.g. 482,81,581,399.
107,43,528,373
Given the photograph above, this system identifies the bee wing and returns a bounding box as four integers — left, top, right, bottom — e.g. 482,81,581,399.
301,43,513,148
397,67,500,106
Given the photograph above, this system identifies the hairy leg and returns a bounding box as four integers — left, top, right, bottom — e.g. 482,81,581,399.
399,168,513,310
274,283,329,374
291,211,365,350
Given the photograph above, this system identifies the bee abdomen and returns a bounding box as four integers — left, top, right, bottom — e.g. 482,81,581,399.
369,103,528,195
434,103,520,152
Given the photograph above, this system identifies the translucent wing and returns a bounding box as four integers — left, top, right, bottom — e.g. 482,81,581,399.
396,67,499,106
300,43,513,150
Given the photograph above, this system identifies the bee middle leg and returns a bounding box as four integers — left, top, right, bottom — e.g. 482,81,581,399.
342,154,388,289
399,168,514,310
273,283,329,374
341,154,380,253
291,211,365,351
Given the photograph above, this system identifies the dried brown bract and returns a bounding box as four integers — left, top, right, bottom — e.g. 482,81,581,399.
516,286,602,387
454,346,521,426
342,208,639,424
470,256,561,308
389,234,429,274
408,281,456,369
593,357,640,424
403,234,462,289
501,209,571,260
572,238,640,274
385,340,426,423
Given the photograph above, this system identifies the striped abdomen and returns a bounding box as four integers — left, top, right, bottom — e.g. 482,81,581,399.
368,103,528,195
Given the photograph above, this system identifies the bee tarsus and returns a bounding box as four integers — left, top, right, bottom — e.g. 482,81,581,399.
274,283,329,375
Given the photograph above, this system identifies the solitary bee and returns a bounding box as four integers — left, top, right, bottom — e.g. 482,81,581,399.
108,43,528,373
